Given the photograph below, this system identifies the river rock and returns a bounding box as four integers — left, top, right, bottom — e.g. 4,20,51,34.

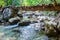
9,16,20,25
37,16,48,21
3,8,12,19
32,14,36,18
47,17,55,21
55,12,60,22
18,20,31,26
45,21,57,26
17,10,23,18
31,22,45,32
26,11,33,15
0,11,3,23
44,21,59,37
34,11,44,16
17,10,21,14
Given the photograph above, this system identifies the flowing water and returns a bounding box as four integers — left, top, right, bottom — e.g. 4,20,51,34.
0,9,50,40
0,23,48,40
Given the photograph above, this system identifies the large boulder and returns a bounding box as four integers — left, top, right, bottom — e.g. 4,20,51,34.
3,8,12,19
17,10,23,18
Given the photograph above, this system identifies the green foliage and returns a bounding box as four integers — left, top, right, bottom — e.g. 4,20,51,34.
0,0,59,7
0,0,6,7
31,0,42,6
0,0,21,7
43,0,54,5
22,0,54,6
0,0,12,7
56,0,60,3
12,0,21,7
5,0,12,6
22,0,42,6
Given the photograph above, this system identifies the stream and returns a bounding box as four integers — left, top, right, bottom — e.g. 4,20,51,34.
0,8,58,40
0,23,48,40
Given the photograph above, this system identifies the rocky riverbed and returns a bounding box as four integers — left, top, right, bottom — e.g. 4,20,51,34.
0,8,60,40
